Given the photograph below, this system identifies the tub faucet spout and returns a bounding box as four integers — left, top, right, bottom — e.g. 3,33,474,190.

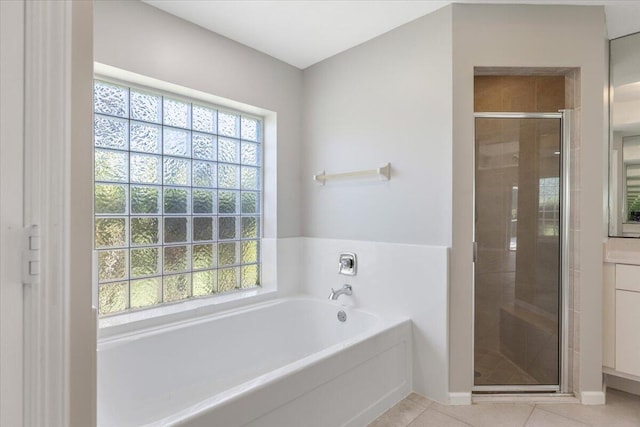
328,284,352,300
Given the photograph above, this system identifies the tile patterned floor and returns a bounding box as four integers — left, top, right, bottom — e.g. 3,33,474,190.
368,389,640,427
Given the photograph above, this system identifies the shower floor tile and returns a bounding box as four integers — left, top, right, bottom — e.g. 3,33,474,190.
474,349,538,385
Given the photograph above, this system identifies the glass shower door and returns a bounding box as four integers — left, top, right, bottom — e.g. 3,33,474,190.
474,114,562,390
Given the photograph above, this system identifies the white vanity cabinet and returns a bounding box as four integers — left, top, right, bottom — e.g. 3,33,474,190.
615,265,640,377
603,240,640,385
616,289,640,377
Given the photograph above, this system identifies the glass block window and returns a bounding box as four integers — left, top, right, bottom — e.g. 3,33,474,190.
538,177,560,237
94,80,262,316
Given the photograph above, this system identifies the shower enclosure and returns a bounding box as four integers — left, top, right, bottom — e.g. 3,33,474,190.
473,112,569,393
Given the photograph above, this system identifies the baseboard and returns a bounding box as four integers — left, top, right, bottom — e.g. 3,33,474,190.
448,392,472,405
580,391,606,405
605,373,640,397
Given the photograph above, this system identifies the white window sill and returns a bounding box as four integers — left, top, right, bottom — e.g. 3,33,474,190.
98,287,278,340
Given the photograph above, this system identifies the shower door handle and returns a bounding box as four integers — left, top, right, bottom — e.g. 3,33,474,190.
473,241,478,263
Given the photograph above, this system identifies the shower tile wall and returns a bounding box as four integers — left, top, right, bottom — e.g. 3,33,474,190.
474,75,566,386
565,69,581,394
475,76,565,113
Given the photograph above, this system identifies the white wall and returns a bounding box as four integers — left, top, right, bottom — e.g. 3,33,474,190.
94,0,303,239
301,7,453,402
302,7,453,247
301,238,449,403
450,4,607,399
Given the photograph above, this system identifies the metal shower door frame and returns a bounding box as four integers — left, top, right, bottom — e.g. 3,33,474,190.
471,111,571,394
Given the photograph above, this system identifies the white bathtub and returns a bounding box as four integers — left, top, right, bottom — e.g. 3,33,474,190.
98,297,412,427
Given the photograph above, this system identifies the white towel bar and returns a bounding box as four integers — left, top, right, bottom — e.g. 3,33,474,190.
313,163,391,185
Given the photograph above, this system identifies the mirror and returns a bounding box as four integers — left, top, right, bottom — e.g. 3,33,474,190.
609,32,640,237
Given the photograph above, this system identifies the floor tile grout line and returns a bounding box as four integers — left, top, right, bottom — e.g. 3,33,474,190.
521,405,536,427
406,394,434,410
412,403,428,423
428,404,485,427
382,396,431,427
373,390,640,427
404,406,428,427
431,401,540,427
533,406,595,427
407,407,474,427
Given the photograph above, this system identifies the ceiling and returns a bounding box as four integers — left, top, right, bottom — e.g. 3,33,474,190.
143,0,640,69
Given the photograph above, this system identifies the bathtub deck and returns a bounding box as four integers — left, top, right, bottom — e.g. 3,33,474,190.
368,389,640,427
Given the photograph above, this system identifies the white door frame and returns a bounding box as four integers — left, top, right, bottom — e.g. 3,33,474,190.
1,1,26,425
1,1,96,426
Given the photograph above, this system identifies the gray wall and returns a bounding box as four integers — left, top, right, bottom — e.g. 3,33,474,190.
94,0,303,238
302,6,453,246
301,7,453,401
71,2,97,425
450,4,607,397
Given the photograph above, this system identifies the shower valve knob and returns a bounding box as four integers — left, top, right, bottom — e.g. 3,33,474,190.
338,252,357,276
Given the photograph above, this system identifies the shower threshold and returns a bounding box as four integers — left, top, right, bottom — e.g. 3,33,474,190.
473,385,559,393
472,392,578,404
